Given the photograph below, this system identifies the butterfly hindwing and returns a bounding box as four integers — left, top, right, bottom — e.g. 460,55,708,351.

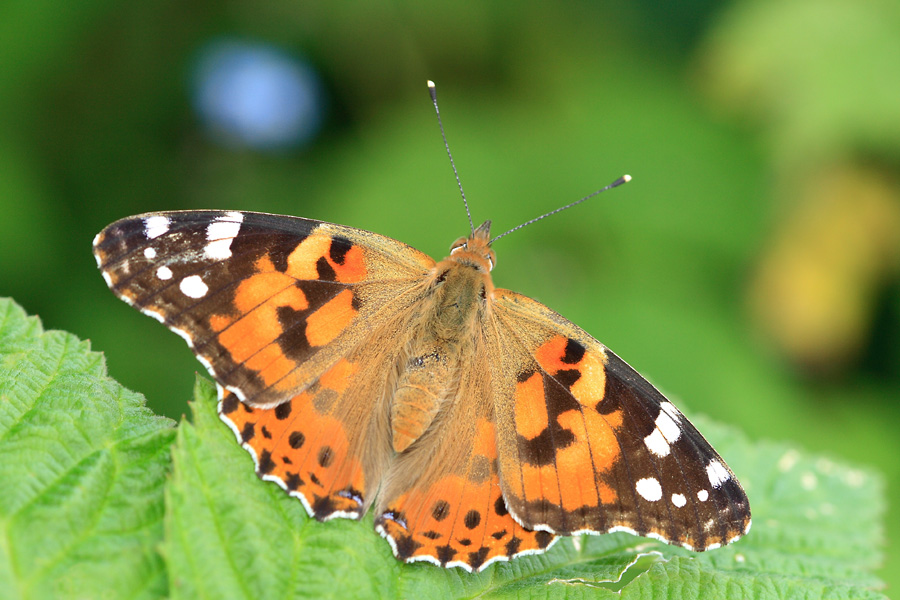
490,289,751,551
216,330,405,520
374,340,557,572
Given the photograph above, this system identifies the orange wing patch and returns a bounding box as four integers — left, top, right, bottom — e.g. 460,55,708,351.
286,233,367,284
376,419,556,571
305,289,357,347
206,238,368,400
501,334,627,533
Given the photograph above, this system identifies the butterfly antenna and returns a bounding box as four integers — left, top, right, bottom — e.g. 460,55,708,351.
490,174,631,244
428,80,475,235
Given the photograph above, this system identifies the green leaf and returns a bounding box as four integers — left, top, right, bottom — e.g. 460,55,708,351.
0,298,176,600
166,379,887,600
0,297,887,598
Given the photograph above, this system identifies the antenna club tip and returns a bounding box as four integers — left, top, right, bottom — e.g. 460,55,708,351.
609,174,631,188
427,80,435,88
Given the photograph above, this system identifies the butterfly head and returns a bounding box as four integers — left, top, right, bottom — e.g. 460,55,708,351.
449,220,495,272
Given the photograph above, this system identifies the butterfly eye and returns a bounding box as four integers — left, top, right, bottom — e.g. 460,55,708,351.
449,236,468,254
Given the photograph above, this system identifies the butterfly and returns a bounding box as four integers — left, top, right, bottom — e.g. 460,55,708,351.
92,85,750,573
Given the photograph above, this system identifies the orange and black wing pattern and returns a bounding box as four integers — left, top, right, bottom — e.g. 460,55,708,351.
490,289,751,552
94,210,434,519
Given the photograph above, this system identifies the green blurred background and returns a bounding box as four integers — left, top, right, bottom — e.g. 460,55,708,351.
2,0,898,590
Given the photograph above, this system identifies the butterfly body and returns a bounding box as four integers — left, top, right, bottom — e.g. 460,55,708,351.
94,209,750,572
391,220,494,452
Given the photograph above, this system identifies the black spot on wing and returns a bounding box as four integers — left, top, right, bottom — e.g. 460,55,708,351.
393,533,423,561
494,496,509,517
274,401,292,420
436,544,457,565
315,256,337,281
561,338,586,364
275,304,311,356
317,446,334,468
289,431,305,449
329,236,353,265
504,536,521,555
432,500,450,522
535,530,554,549
554,368,581,389
240,422,255,443
467,547,490,570
257,450,275,475
516,371,580,466
220,394,239,414
285,472,302,490
312,495,336,520
516,428,556,466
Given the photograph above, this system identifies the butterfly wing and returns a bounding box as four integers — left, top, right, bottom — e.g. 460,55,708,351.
93,210,434,408
374,336,557,572
94,210,436,518
489,289,751,551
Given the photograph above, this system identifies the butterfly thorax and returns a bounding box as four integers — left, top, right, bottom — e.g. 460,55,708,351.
390,221,496,453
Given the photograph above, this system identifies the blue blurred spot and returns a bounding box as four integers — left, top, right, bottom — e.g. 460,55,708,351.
192,40,324,150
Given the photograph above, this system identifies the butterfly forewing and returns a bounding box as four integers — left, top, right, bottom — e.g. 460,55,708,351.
489,289,750,551
93,210,434,409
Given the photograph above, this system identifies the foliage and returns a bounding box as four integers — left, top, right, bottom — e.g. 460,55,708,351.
0,298,887,599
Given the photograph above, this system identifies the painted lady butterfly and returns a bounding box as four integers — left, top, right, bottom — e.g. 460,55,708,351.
93,84,750,573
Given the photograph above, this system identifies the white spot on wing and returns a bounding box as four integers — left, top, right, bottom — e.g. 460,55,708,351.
635,477,662,502
659,401,680,420
144,215,170,239
643,401,681,457
656,403,681,442
180,275,208,298
697,489,709,502
144,247,157,259
204,212,244,260
706,459,730,488
644,429,670,457
156,266,173,280
671,493,686,508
